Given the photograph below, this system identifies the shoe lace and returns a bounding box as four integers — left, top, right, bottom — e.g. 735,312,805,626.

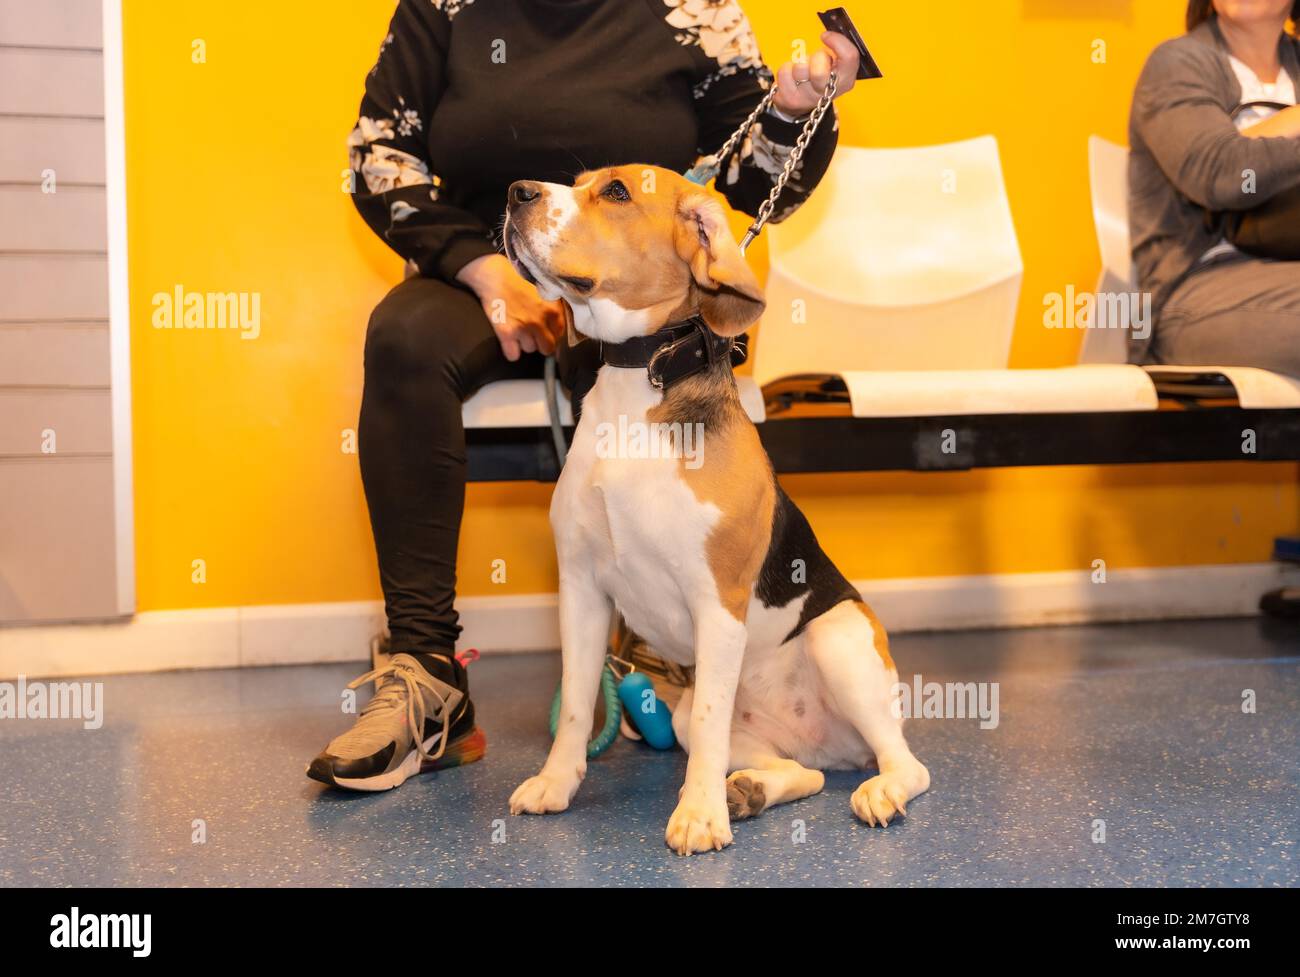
346,654,452,763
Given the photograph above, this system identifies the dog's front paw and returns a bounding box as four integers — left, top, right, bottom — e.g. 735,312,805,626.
665,795,733,855
851,773,911,827
509,773,578,815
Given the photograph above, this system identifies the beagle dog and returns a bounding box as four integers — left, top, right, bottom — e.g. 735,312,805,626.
505,165,929,855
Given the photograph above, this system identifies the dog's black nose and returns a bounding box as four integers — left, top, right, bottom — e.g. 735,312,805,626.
509,181,542,208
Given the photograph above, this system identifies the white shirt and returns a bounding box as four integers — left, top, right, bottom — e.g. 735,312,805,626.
1201,54,1297,263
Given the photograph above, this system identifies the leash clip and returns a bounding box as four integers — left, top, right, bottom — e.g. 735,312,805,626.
646,343,671,390
647,327,704,389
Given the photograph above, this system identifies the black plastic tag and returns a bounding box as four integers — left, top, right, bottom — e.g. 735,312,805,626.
818,7,883,80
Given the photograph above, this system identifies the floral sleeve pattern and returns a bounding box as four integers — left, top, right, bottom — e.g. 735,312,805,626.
349,0,497,281
662,0,838,222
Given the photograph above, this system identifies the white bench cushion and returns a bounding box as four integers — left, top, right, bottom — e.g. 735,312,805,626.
461,364,1300,432
462,375,767,429
838,365,1158,418
462,379,573,429
1142,365,1300,409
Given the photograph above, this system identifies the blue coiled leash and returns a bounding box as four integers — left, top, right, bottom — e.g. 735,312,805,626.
547,644,678,758
549,660,623,758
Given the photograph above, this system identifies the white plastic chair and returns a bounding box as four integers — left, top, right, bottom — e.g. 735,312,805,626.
751,137,1024,387
1079,135,1137,364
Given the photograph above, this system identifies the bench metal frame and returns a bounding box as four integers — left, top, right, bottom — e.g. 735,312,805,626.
467,407,1300,483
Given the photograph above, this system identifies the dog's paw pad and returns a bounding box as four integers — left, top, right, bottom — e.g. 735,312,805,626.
726,772,767,821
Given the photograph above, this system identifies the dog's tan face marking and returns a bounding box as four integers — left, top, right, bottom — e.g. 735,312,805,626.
503,164,765,343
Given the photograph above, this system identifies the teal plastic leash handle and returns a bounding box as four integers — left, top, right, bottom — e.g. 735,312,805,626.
617,671,676,749
549,664,622,758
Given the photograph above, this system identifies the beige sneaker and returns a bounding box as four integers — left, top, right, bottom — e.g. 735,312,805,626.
306,652,485,791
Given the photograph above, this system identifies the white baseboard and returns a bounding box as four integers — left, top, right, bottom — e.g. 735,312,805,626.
0,594,557,680
1,563,1295,679
857,562,1299,632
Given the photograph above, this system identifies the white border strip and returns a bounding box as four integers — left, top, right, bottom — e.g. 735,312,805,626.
858,563,1300,632
101,0,135,617
1,563,1295,680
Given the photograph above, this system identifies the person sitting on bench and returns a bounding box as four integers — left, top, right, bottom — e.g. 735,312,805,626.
1128,0,1300,376
308,0,862,792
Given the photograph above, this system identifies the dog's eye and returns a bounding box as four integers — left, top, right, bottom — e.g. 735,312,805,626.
601,180,631,203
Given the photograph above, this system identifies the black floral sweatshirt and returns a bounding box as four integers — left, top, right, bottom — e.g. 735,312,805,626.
349,0,839,282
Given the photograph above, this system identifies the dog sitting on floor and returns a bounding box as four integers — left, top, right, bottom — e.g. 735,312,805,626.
504,165,929,855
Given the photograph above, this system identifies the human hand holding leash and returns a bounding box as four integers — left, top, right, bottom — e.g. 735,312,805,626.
771,31,860,117
457,253,566,360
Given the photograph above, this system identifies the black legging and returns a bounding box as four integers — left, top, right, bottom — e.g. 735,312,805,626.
359,275,596,657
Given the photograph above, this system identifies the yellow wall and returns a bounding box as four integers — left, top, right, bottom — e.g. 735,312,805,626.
123,0,1298,612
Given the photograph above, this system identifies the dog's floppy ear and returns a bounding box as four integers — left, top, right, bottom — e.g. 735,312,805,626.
674,192,765,337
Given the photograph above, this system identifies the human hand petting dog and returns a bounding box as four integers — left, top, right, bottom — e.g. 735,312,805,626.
770,31,860,118
456,253,566,360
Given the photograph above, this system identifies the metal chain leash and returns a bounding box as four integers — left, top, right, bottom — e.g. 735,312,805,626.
714,87,779,169
740,72,838,253
686,71,838,254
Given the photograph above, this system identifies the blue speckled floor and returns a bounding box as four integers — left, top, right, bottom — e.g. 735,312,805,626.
1,617,1297,887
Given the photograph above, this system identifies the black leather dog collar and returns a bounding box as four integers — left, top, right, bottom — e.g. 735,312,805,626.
600,316,747,391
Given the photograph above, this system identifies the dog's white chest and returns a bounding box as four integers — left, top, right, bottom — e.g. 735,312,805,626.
551,369,723,662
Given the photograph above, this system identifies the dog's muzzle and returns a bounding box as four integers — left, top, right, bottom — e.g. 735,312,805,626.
503,225,540,286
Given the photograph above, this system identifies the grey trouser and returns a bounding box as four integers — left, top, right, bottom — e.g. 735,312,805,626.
1147,255,1300,376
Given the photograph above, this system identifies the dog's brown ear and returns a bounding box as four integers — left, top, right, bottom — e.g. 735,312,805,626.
675,192,766,337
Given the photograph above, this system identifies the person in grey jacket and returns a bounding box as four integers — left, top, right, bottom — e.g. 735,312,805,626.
1128,0,1300,375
